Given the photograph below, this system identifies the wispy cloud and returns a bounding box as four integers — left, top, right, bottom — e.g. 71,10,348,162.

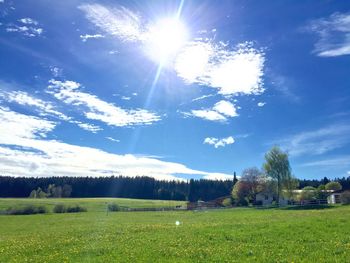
73,121,102,133
204,136,235,148
257,102,266,107
6,17,43,37
0,106,56,140
47,79,161,127
269,73,300,102
191,94,215,102
18,18,38,25
106,136,120,142
185,100,238,122
306,12,350,57
0,107,232,180
80,34,104,42
276,124,350,156
301,155,350,168
0,89,70,121
79,4,143,42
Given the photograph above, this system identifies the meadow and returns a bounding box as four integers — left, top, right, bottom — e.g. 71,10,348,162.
0,198,349,262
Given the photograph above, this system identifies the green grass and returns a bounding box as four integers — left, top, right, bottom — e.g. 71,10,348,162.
0,198,349,262
0,198,185,212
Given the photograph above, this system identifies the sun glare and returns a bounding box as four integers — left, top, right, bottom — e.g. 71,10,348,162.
146,17,189,64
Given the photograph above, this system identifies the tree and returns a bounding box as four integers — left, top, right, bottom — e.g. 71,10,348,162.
299,186,317,201
36,187,47,198
233,172,238,185
340,191,350,204
315,184,328,200
62,184,72,197
263,146,292,204
232,180,250,206
29,190,37,198
282,174,299,200
231,167,266,205
325,182,342,191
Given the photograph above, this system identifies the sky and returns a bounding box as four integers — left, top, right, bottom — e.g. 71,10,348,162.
0,0,349,181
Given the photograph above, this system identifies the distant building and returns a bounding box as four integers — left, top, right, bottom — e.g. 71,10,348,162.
255,191,288,206
327,193,342,204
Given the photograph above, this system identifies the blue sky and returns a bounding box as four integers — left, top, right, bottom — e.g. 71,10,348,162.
0,0,349,180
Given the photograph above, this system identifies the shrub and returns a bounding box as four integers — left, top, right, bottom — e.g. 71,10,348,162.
6,205,48,215
325,182,342,191
66,205,87,213
53,204,66,213
340,191,350,205
222,198,232,207
107,203,120,212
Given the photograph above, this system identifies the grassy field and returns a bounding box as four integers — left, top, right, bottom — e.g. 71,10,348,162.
0,199,349,262
0,198,185,212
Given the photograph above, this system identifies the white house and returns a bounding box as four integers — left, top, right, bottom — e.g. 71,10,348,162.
255,192,289,206
327,193,341,204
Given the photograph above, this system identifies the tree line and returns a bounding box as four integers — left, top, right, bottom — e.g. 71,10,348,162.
0,175,234,201
1,146,349,202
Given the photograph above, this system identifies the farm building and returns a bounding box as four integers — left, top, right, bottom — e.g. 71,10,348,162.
255,192,289,206
327,193,342,204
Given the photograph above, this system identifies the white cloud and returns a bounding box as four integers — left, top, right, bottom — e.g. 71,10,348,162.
0,90,70,121
106,136,120,142
80,34,104,42
6,18,43,37
186,100,238,122
6,25,43,37
190,109,227,122
18,18,38,25
307,12,350,57
348,171,350,175
121,96,131,100
74,122,102,133
277,124,350,156
50,67,62,77
257,102,266,107
0,107,232,180
79,4,265,96
79,4,143,42
204,136,235,148
0,87,108,134
191,94,214,102
175,41,265,95
0,106,56,141
213,100,238,117
47,79,161,127
109,50,119,55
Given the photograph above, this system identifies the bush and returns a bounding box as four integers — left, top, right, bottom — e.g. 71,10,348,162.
340,191,350,204
107,203,120,212
66,205,87,213
6,205,48,215
325,182,342,191
53,204,66,213
52,204,87,213
221,198,232,207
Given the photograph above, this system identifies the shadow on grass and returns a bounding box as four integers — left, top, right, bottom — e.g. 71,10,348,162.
279,204,336,210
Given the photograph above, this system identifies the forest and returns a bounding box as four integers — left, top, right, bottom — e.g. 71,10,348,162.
0,175,349,201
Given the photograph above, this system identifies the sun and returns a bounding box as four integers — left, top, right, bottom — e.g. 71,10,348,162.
145,17,189,64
